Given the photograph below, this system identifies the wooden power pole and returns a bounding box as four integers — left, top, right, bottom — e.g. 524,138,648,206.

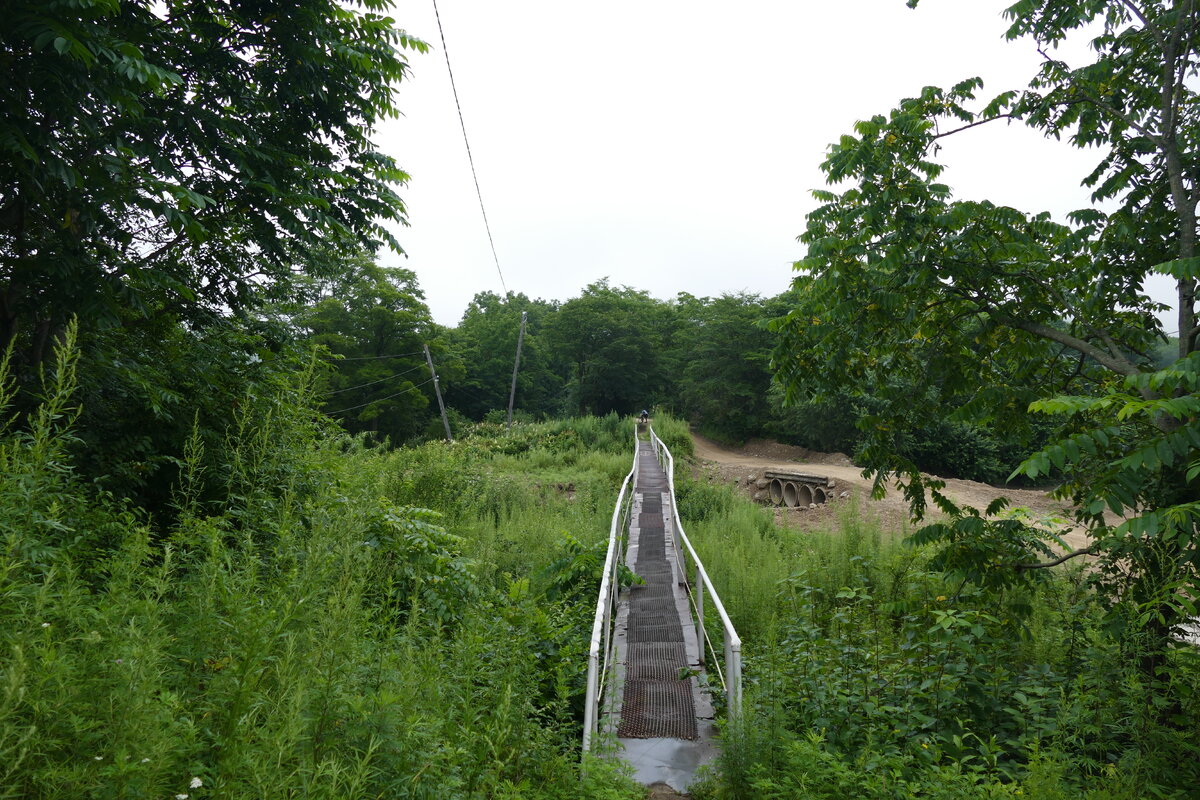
506,311,527,430
424,343,453,442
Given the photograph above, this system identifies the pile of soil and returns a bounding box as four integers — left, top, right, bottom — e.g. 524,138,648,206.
690,432,1091,548
738,438,854,467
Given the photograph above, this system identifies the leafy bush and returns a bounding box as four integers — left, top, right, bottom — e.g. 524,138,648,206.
683,474,1200,797
0,342,643,800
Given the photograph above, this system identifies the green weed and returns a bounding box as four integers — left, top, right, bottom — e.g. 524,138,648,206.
0,339,643,799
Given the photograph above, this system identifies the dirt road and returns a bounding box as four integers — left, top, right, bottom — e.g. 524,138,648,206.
689,433,1091,550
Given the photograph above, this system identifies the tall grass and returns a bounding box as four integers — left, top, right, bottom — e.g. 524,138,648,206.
668,453,1200,799
0,339,641,800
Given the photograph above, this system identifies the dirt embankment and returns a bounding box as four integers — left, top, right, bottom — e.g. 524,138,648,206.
690,433,1091,551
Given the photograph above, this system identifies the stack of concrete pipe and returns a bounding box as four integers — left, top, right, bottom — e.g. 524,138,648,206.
764,470,834,509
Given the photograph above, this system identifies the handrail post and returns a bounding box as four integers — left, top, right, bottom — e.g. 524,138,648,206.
582,651,599,752
695,561,705,664
730,641,742,717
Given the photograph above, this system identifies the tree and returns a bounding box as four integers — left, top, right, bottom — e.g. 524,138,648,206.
296,257,441,443
444,291,564,420
547,280,673,416
0,0,424,372
674,292,774,443
773,0,1199,658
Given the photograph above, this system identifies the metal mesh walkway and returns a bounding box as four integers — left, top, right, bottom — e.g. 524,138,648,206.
617,442,698,740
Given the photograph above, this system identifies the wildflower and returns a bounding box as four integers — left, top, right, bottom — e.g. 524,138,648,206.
94,756,103,761
935,595,946,602
41,622,50,628
921,742,928,749
141,758,150,764
176,795,188,800
190,777,203,789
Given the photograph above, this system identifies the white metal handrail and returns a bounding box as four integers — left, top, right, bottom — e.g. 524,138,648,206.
581,426,639,755
648,426,743,716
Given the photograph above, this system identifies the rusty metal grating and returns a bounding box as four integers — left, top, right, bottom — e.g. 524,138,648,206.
617,680,698,739
630,611,680,629
627,622,684,643
630,583,674,600
615,441,698,740
626,658,688,682
630,596,679,619
628,642,688,665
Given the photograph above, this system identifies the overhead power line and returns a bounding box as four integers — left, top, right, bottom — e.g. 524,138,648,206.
335,350,426,361
324,363,426,395
327,378,435,415
430,0,508,296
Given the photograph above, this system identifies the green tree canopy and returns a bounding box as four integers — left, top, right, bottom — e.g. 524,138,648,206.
445,291,564,420
773,0,1200,654
0,0,423,370
547,280,674,416
674,292,773,443
297,257,440,443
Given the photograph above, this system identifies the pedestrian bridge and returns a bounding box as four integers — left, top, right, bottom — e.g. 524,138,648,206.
582,425,741,791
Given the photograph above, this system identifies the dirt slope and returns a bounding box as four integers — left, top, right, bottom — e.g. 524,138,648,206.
690,433,1091,551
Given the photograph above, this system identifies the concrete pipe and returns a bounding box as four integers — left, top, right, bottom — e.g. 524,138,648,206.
783,482,813,508
813,486,828,504
768,478,784,505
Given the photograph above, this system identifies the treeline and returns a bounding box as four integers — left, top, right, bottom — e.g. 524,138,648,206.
5,260,1050,528
398,278,1046,484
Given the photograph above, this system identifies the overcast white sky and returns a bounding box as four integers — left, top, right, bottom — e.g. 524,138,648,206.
378,0,1177,329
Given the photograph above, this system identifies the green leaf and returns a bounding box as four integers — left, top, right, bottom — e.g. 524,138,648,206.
1153,256,1200,279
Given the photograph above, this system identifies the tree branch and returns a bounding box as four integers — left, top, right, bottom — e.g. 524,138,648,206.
1099,330,1126,362
1000,317,1142,376
1058,349,1089,393
1168,2,1197,134
107,230,190,281
1015,545,1099,571
932,113,1018,142
1037,47,1164,146
1119,0,1165,48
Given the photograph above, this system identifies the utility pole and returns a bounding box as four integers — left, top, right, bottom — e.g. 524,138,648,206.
424,343,453,442
506,311,527,430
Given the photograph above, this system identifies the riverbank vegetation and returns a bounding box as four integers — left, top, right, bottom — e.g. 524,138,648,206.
678,481,1200,798
0,345,644,799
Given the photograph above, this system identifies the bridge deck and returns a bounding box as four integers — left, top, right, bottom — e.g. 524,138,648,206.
607,440,716,789
618,443,698,739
